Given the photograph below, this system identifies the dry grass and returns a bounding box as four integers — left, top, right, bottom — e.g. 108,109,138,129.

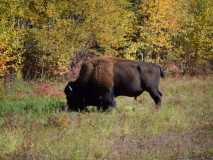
0,76,213,160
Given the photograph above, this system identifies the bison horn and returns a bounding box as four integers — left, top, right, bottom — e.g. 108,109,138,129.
68,86,72,92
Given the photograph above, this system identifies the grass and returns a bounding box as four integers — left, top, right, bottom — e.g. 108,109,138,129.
0,80,64,115
0,76,213,160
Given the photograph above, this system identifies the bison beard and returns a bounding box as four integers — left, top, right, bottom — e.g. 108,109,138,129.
64,57,165,111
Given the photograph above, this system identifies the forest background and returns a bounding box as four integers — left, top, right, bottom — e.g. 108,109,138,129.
0,0,212,80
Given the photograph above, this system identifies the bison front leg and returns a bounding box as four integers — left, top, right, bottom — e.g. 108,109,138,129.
67,98,86,112
68,104,83,112
102,98,116,111
98,89,116,112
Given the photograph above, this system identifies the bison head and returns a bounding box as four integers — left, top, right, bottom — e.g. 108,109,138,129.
64,81,87,111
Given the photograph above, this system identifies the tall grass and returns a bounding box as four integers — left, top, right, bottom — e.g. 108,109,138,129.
0,76,213,160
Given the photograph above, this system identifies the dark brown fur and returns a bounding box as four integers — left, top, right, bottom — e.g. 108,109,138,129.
65,57,165,111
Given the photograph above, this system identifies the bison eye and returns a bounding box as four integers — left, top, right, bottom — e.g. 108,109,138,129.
68,86,73,92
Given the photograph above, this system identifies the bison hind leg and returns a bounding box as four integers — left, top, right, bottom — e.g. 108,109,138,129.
158,90,163,97
147,88,162,108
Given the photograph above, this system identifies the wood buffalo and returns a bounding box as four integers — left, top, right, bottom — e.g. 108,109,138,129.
64,57,165,111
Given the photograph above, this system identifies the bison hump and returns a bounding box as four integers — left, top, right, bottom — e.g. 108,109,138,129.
91,59,114,88
76,62,94,84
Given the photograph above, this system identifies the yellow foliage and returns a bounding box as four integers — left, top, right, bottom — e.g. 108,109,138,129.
0,0,212,78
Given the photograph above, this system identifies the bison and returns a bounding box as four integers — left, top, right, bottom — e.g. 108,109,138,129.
64,57,165,111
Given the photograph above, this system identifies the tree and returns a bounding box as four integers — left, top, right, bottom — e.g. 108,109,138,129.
173,0,213,73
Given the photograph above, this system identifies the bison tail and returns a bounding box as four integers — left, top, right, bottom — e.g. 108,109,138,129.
159,66,166,78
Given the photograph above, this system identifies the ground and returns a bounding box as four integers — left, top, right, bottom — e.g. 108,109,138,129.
0,76,213,160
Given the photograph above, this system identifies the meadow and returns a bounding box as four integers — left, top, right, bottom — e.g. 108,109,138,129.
0,76,212,160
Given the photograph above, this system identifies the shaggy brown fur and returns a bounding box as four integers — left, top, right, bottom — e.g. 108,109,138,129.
76,56,114,89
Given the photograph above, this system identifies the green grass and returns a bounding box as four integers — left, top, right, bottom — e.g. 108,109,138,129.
0,76,213,160
0,80,64,115
0,97,64,114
